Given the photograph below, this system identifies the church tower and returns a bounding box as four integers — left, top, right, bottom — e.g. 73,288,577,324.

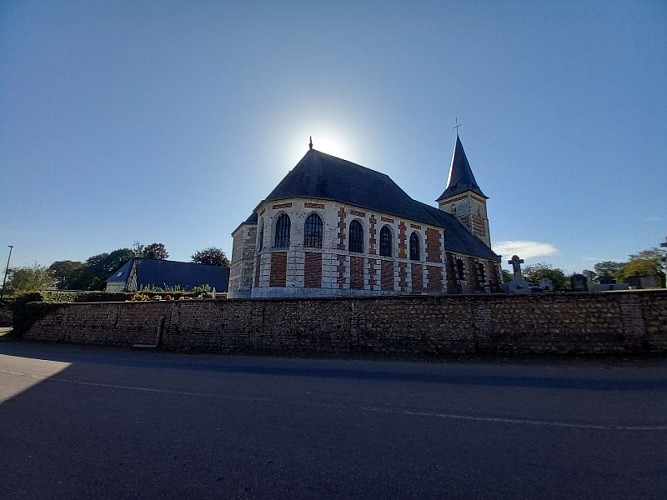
436,135,491,247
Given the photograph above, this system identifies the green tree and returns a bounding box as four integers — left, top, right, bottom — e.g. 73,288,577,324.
48,260,85,290
593,261,625,282
133,242,169,260
69,248,135,290
501,269,512,283
618,247,666,285
191,247,230,267
582,269,597,284
523,263,568,290
6,264,56,295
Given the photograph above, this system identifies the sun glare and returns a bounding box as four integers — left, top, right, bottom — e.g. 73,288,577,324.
287,130,351,166
311,136,347,158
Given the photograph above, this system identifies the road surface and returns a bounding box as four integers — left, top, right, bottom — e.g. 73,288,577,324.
1,341,666,499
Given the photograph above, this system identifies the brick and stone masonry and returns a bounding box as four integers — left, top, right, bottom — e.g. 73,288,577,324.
19,290,667,356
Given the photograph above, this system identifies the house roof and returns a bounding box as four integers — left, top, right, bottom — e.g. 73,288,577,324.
107,258,230,292
259,148,498,261
436,135,486,200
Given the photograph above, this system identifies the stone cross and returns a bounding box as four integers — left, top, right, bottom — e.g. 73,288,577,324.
508,255,524,280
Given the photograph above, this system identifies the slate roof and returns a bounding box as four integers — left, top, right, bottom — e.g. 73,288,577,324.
107,258,229,292
436,135,486,200
259,148,498,261
417,202,498,260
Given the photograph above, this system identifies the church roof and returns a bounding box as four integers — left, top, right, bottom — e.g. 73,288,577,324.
417,203,498,260
264,149,430,223
436,135,486,200
261,148,498,260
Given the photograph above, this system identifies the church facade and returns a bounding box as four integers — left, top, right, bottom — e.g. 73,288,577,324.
228,136,501,298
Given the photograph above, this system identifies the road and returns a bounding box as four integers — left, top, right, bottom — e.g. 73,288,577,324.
1,341,666,499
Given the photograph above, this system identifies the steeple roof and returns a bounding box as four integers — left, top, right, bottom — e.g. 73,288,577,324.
437,136,486,201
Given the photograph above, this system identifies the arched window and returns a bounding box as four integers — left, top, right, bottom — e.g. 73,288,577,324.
409,232,420,261
303,213,323,248
349,220,364,253
379,226,392,257
274,214,291,248
258,221,264,251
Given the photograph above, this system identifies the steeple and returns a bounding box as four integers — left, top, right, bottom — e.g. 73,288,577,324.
436,135,486,201
437,134,491,247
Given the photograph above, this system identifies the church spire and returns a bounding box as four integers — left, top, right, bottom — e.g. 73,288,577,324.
436,135,486,201
436,134,491,247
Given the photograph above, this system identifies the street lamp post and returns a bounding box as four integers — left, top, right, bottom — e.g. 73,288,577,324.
1,245,14,301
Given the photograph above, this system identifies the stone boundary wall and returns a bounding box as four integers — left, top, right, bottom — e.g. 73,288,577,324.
20,290,667,356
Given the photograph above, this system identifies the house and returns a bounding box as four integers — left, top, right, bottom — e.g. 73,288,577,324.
228,135,501,298
106,258,229,293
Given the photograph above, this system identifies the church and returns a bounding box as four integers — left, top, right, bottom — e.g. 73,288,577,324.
228,135,502,298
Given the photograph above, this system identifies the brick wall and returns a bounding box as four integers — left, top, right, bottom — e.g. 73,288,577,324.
269,252,287,287
380,260,393,291
20,290,667,355
411,263,423,293
304,252,322,288
350,256,364,290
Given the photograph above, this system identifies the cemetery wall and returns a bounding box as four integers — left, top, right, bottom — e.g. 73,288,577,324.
18,290,667,355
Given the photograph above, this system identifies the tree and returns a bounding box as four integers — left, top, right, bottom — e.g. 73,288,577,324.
68,248,135,290
6,264,56,295
133,242,169,260
582,269,597,284
191,247,230,267
48,260,85,290
523,263,568,290
593,261,625,282
501,269,512,283
618,247,666,284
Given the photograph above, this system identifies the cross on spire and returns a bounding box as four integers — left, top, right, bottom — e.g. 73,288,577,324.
452,117,462,136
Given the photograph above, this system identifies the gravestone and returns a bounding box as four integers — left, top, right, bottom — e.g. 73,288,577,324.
538,277,554,291
570,273,588,291
591,272,628,291
504,255,531,294
599,274,615,285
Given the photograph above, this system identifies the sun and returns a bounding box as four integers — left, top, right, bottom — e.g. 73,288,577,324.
310,136,347,158
287,130,350,165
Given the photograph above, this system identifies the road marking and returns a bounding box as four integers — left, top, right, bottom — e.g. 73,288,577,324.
2,368,666,432
358,406,667,431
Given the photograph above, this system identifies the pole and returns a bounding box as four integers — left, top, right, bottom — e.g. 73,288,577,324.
1,245,13,300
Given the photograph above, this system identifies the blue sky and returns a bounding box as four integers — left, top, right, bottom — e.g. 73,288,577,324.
1,0,665,277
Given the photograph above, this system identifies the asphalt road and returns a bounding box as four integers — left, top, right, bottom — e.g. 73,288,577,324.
1,341,666,499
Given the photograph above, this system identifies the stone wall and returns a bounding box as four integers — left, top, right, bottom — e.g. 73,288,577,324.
20,290,667,356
